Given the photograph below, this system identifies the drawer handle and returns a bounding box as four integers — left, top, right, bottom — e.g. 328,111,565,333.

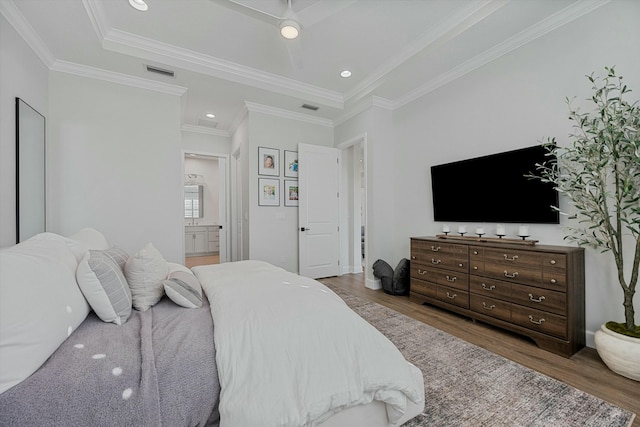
528,315,546,325
473,250,479,255
458,263,464,267
445,275,457,282
481,283,496,291
473,266,478,270
503,254,519,261
549,279,557,284
411,256,416,260
431,246,441,252
549,259,556,265
482,302,496,310
417,269,428,276
528,294,546,303
504,271,519,278
431,259,441,265
446,292,457,299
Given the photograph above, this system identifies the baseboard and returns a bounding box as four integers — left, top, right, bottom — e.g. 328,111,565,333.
341,265,363,274
365,278,381,290
586,329,596,349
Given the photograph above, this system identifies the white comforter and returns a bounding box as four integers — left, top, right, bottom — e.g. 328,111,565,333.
193,260,422,427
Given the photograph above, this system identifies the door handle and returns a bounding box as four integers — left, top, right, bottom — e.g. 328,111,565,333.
300,227,310,231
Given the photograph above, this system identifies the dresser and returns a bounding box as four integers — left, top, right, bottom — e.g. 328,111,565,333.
410,236,585,357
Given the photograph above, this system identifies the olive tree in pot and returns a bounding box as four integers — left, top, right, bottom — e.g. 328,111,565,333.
533,67,639,381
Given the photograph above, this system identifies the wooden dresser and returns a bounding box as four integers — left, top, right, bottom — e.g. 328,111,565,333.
410,236,585,357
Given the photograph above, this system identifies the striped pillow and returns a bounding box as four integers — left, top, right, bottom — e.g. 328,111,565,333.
76,247,132,325
163,271,203,308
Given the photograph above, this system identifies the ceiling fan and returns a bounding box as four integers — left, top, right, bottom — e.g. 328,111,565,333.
211,0,355,69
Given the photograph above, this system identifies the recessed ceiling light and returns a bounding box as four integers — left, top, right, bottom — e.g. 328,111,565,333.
340,70,352,78
280,20,300,39
205,113,216,119
129,0,148,12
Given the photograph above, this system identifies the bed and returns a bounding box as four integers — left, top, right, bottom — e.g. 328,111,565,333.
0,229,424,426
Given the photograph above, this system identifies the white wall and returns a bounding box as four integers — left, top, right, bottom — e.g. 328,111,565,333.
230,114,250,261
0,14,49,247
47,72,184,262
182,129,230,155
389,0,640,346
248,111,334,272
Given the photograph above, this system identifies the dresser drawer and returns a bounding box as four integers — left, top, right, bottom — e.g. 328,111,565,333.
410,278,436,299
511,284,566,315
484,247,543,268
436,286,469,309
469,276,511,301
483,263,542,286
470,294,511,322
411,240,468,272
511,306,567,339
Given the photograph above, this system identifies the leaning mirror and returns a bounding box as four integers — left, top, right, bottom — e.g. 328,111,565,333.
16,98,46,243
184,185,203,219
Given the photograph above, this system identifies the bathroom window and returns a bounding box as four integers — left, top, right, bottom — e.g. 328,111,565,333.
185,185,203,218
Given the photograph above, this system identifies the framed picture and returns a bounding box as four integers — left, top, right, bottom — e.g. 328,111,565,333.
284,179,299,207
284,150,298,177
258,147,279,176
258,178,280,206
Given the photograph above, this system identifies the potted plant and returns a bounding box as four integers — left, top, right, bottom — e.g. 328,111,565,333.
533,66,639,381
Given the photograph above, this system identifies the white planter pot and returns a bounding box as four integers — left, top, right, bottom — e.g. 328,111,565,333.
594,324,640,381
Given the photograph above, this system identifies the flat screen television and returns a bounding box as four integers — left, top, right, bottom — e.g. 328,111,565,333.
430,145,559,224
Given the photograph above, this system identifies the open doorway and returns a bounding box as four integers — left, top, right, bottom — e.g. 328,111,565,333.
183,152,228,268
338,134,367,275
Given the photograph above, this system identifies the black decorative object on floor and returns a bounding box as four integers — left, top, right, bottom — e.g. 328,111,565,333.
373,258,410,296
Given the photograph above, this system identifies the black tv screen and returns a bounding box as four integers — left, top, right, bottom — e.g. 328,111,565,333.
430,145,559,224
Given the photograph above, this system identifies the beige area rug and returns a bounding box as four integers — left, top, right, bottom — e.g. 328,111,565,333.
322,283,636,427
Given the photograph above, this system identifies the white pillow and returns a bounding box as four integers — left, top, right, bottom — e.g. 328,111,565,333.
76,247,132,325
125,243,168,311
26,232,86,269
164,270,203,308
0,238,90,394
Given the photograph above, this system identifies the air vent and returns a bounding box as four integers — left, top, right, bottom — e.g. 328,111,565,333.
301,103,319,111
197,118,218,128
145,64,175,77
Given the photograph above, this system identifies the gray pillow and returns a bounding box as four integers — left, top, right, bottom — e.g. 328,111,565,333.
76,247,132,325
163,271,203,308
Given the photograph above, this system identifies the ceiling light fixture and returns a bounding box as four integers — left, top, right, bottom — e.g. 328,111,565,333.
280,20,300,39
129,0,148,11
205,113,216,119
340,70,352,78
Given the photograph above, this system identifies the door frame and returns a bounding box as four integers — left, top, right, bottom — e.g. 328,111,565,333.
181,150,230,263
337,133,368,275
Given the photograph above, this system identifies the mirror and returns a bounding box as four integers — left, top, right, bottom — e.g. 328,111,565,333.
185,185,203,218
16,98,46,243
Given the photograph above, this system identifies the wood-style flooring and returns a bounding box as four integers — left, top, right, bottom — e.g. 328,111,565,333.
320,273,640,426
185,254,219,268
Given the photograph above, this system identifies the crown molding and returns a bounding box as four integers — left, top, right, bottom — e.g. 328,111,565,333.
333,96,393,127
393,0,611,110
181,124,230,137
344,0,507,105
82,0,109,41
245,102,334,128
50,60,188,96
1,0,55,67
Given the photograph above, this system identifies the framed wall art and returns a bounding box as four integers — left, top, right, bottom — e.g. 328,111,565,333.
258,146,279,176
258,178,280,206
284,180,298,207
284,150,298,178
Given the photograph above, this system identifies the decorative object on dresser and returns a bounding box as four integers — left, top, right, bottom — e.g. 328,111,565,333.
409,236,585,357
531,67,639,380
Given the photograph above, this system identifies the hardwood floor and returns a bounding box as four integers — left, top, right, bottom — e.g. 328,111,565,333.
185,254,219,268
320,273,640,425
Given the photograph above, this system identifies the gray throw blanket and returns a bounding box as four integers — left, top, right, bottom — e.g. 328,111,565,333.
0,297,220,426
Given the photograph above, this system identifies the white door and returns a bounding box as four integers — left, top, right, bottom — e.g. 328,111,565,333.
298,143,340,278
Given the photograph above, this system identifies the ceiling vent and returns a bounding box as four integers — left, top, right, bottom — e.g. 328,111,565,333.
301,103,319,111
145,64,175,78
197,118,219,128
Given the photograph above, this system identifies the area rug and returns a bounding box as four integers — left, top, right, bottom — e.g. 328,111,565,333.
322,283,636,427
